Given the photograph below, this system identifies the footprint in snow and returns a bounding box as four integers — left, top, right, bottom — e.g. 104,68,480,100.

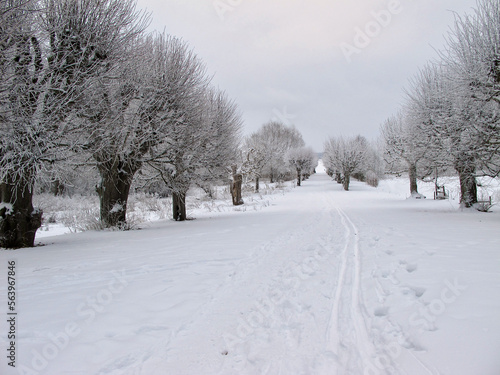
401,286,426,298
406,264,418,273
368,235,381,248
374,306,389,317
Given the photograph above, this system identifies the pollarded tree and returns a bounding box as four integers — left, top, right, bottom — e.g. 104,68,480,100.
85,38,151,228
381,110,432,196
144,86,242,221
403,0,500,207
241,133,268,192
442,0,500,177
0,0,42,248
324,135,367,191
255,121,305,183
286,147,317,186
0,0,148,247
406,63,486,207
81,32,211,227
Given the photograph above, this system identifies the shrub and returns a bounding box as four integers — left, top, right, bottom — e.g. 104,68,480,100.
366,171,379,188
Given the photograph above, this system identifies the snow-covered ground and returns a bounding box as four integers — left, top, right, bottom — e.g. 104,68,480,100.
33,182,294,239
1,166,499,374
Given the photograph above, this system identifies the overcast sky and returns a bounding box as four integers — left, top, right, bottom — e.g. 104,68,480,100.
136,0,478,151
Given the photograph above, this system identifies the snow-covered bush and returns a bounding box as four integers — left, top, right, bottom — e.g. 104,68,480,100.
366,171,379,188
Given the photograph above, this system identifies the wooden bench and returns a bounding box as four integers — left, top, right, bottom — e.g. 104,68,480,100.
475,196,494,212
477,196,492,205
434,185,448,200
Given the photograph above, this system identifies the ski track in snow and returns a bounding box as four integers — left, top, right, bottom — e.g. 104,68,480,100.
326,205,375,374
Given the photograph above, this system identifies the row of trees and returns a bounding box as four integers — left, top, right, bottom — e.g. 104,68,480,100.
381,0,500,206
241,121,316,190
323,135,382,191
0,0,242,248
286,146,317,187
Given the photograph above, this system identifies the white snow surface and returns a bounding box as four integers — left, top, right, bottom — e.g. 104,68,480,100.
315,159,327,175
1,171,500,375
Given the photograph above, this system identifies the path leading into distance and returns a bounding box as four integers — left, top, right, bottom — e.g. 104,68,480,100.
2,171,499,375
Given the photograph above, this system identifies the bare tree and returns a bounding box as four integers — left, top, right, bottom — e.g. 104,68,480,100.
286,147,317,186
142,82,242,220
252,121,305,183
81,32,213,226
324,135,367,191
397,0,500,207
381,110,432,196
0,0,148,247
442,0,500,177
241,133,268,192
406,63,487,207
0,0,41,248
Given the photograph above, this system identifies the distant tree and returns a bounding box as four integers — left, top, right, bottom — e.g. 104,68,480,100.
381,110,432,196
324,135,367,191
253,121,305,183
241,133,268,192
286,147,317,186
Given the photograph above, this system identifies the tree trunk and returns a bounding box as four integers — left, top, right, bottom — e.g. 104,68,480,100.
51,179,65,196
0,170,42,248
96,161,137,228
408,162,418,195
455,156,477,208
172,191,187,221
343,173,351,191
336,173,342,184
255,176,259,193
296,168,302,186
232,174,244,206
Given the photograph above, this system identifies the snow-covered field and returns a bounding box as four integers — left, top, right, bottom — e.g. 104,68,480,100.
33,182,293,239
1,165,499,374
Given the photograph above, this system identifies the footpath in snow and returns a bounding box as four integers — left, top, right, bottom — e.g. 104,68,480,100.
1,171,499,375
